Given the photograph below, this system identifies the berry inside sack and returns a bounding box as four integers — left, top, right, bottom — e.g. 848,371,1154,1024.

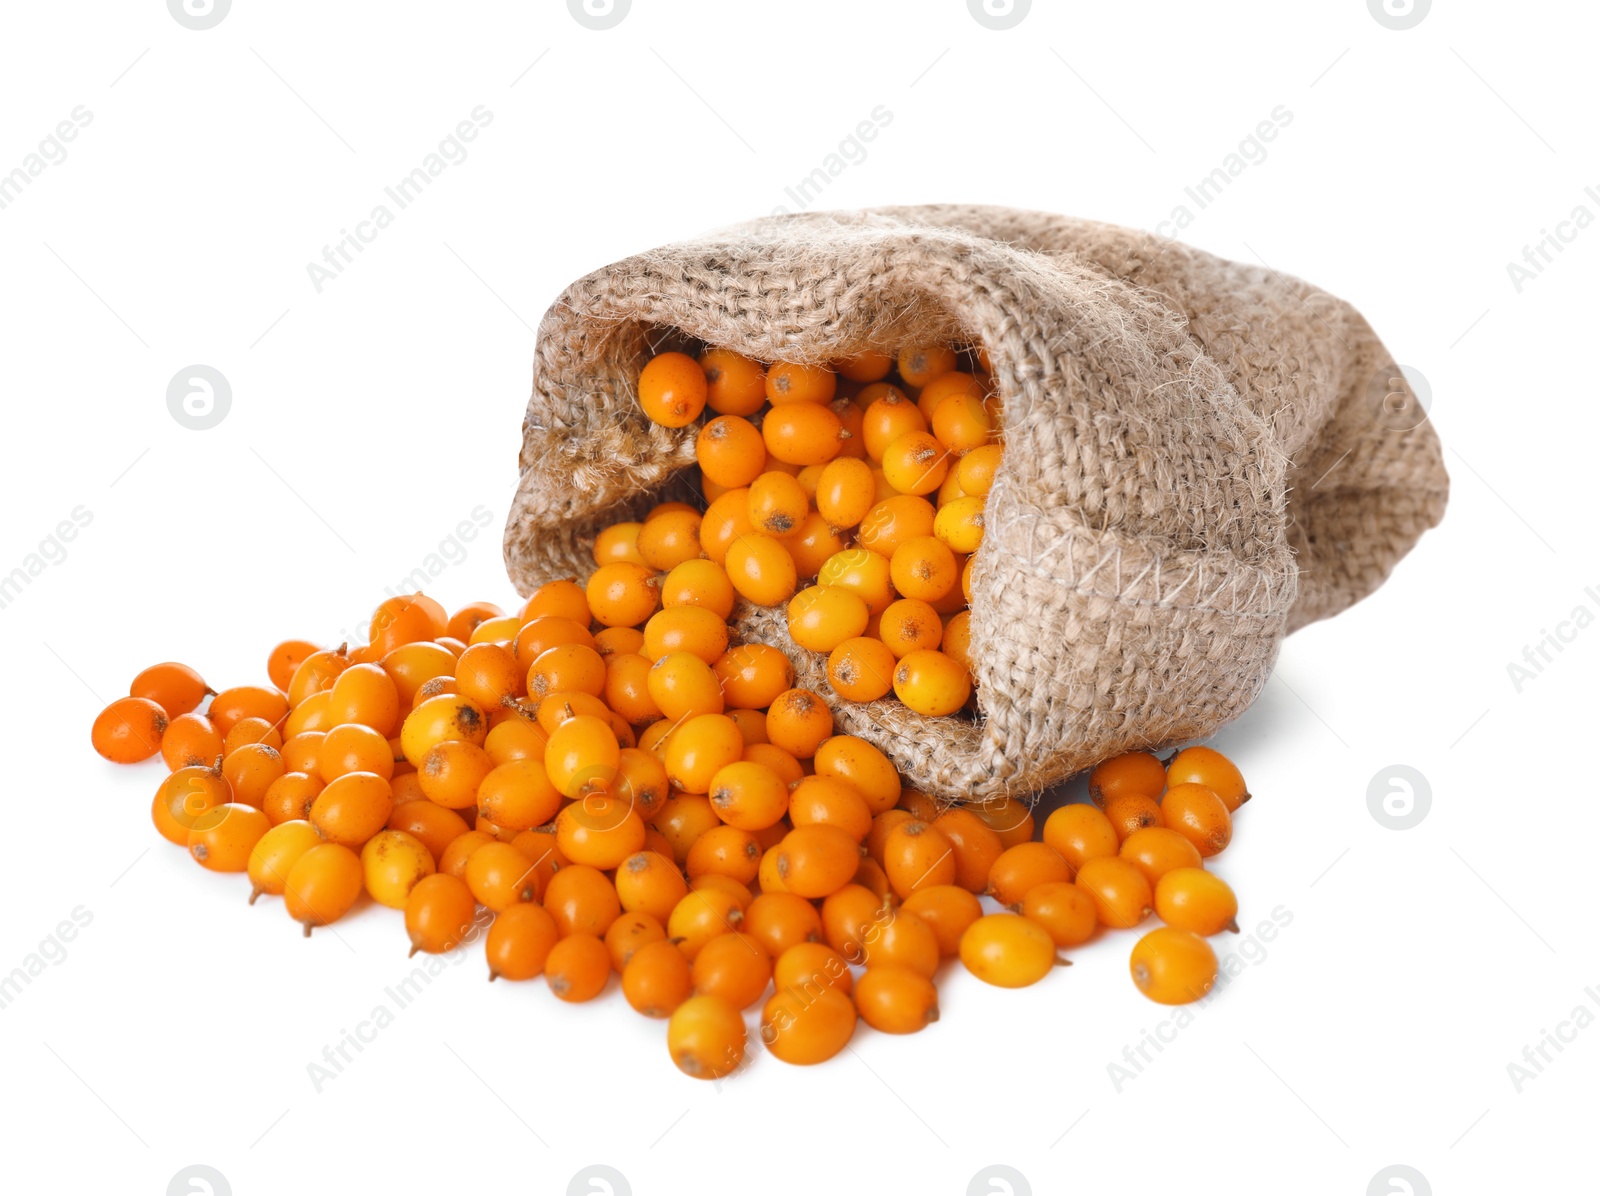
503,205,1448,801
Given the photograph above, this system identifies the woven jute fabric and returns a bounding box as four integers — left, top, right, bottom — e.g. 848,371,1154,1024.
504,205,1448,802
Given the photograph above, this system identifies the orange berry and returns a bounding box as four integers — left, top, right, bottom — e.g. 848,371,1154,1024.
309,771,393,848
1166,745,1251,812
247,819,323,903
188,803,270,873
1154,867,1239,936
660,558,736,620
861,391,928,461
892,649,971,716
900,885,982,956
586,562,661,629
638,350,708,427
543,863,621,936
697,414,767,489
485,902,560,981
959,912,1057,988
283,842,364,935
1101,791,1165,843
897,346,959,390
882,820,956,899
1089,751,1168,806
826,637,896,703
724,533,798,606
1020,880,1098,948
1130,927,1218,1005
855,966,939,1034
594,521,647,567
877,598,943,658
764,689,833,759
818,547,894,616
406,873,479,954
668,994,747,1078
267,641,319,693
699,348,766,416
698,489,754,567
761,986,855,1065
1041,803,1119,873
787,776,872,843
91,697,168,763
386,799,470,865
1075,856,1154,929
763,402,846,466
692,932,773,1009
130,661,210,718
881,431,950,497
1160,783,1233,858
833,351,893,383
765,361,836,406
1120,826,1204,888
774,824,861,899
637,509,703,572
544,932,611,1002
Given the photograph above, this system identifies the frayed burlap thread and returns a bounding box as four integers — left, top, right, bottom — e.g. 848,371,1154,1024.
504,206,1447,801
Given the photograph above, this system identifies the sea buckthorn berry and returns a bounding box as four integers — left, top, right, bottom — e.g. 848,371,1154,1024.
774,943,855,1002
812,736,899,814
765,689,833,759
861,391,928,461
262,772,323,826
387,800,470,864
468,615,522,645
897,346,959,390
188,804,270,873
1130,927,1218,1005
527,643,607,702
221,716,283,758
824,637,893,704
707,760,788,831
476,759,562,831
545,933,611,1003
744,892,822,958
210,688,292,738
601,653,659,726
325,663,401,736
766,361,836,406
284,843,364,935
787,586,869,654
956,444,1003,497
514,616,595,676
917,370,986,420
161,712,224,771
643,606,729,665
623,938,694,1018
699,348,766,416
1166,745,1250,812
690,872,754,910
815,548,894,618
763,401,846,466
223,743,287,809
1101,791,1164,843
867,809,914,863
863,907,940,978
987,842,1073,906
1120,826,1204,888
287,646,350,708
486,902,559,981
1075,856,1154,929
667,888,746,960
586,563,661,629
152,763,230,845
889,536,958,602
646,793,717,865
360,829,435,909
382,641,458,706
544,714,621,799
883,820,957,899
832,399,867,460
747,471,809,538
418,740,496,810
309,771,393,848
556,793,647,870
607,909,669,971
815,457,877,529
930,392,996,454
788,776,872,843
638,351,708,427
644,654,722,724
877,598,943,658
834,351,893,383
692,932,773,1009
1021,881,1098,948
247,820,322,903
699,489,755,566
535,691,610,735
460,841,538,912
762,985,855,1066
1160,782,1233,858
438,829,496,879
774,824,861,899
454,642,522,711
406,873,479,955
446,601,506,643
658,711,739,793
696,415,767,488
130,661,210,718
817,884,887,963
724,532,798,607
318,723,393,783
856,495,936,559
856,966,940,1034
881,431,950,497
92,697,168,764
669,994,747,1079
942,611,973,671
933,495,986,554
931,809,1005,894
1154,867,1239,936
781,511,848,580
594,521,647,567
1089,751,1168,806
400,693,487,766
959,913,1058,988
660,558,736,620
901,885,983,956
636,509,703,572
483,715,549,766
594,626,647,658
267,641,319,693
615,850,689,924
1041,803,1119,873
892,650,971,717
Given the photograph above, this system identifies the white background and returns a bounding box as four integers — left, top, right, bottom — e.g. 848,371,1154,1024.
2,1,1595,1193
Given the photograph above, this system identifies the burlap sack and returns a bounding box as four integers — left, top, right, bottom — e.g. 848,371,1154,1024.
503,205,1447,802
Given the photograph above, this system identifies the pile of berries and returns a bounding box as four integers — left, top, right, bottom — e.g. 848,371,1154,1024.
92,582,1253,1079
616,343,1000,715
